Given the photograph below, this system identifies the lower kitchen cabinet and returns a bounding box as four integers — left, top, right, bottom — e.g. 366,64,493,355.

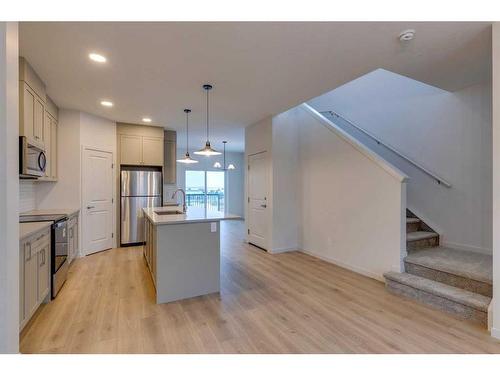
67,213,79,264
37,242,50,302
20,227,51,331
144,218,156,287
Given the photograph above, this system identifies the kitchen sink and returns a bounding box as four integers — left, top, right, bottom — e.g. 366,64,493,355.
154,210,184,215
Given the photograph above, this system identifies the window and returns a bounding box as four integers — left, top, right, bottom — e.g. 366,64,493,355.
185,170,225,213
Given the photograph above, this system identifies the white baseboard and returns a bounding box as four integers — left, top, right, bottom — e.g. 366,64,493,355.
440,241,492,255
491,327,500,340
300,249,384,282
271,246,297,254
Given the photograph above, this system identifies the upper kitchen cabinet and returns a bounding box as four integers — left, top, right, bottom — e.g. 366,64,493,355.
142,137,164,166
40,96,58,181
19,57,59,182
164,130,177,184
120,134,143,165
19,57,46,144
117,123,164,167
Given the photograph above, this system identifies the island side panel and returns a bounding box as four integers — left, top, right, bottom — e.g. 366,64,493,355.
156,221,220,304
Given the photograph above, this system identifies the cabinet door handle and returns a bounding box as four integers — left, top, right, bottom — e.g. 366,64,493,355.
87,205,95,209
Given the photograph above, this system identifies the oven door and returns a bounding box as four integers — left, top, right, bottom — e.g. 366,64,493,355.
20,136,46,178
53,219,68,272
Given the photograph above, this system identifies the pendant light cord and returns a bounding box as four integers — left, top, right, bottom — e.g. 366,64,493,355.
223,142,226,169
186,111,189,152
206,88,210,142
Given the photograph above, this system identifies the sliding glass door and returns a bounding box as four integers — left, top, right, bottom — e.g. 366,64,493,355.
185,170,225,213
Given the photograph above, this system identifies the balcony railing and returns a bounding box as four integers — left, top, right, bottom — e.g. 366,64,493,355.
186,193,224,212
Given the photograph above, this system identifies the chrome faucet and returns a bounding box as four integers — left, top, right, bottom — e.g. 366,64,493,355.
171,189,187,213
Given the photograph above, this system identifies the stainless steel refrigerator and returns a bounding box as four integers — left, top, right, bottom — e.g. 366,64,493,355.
121,168,162,245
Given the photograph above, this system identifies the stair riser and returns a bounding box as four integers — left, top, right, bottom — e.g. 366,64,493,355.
385,280,487,326
406,222,421,233
404,262,492,298
407,236,439,251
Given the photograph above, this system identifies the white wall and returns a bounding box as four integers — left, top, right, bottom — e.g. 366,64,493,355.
491,22,500,340
272,110,300,252
36,110,117,253
309,69,492,254
80,111,117,154
244,105,406,277
174,147,245,217
298,105,406,280
0,21,19,353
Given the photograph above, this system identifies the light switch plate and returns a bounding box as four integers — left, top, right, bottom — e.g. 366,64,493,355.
210,222,217,233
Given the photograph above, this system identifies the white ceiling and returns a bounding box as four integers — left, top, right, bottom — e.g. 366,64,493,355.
19,22,491,152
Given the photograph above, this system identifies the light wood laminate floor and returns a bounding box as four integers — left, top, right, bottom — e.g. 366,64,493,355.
20,220,500,353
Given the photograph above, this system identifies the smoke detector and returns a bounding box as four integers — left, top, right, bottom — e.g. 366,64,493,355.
399,29,415,42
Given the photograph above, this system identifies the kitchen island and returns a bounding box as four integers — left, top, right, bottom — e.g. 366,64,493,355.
143,205,240,304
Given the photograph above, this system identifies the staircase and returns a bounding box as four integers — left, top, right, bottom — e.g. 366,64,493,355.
384,210,492,327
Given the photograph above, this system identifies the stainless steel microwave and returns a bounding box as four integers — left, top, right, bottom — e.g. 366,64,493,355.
19,136,46,178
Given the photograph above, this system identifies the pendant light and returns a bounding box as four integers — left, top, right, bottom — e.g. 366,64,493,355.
213,141,236,170
177,109,199,164
194,84,221,156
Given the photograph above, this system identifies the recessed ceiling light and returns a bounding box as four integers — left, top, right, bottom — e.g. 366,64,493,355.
399,29,415,42
142,117,152,123
100,100,113,107
89,53,107,63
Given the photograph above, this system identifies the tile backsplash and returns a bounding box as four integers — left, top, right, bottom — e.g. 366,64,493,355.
19,180,36,213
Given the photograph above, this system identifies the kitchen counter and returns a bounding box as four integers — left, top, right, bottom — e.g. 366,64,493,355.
143,206,241,225
20,222,52,240
20,208,80,217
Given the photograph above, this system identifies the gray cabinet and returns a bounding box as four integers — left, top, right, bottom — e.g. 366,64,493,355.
40,105,58,181
19,57,47,145
20,82,45,143
163,130,176,184
23,241,38,322
120,134,163,166
37,243,50,302
68,213,79,264
20,228,51,331
144,218,156,287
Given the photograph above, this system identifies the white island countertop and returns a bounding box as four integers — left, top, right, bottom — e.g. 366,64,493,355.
144,206,241,225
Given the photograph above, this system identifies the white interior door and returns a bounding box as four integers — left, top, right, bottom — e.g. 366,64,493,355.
248,151,269,250
82,148,114,255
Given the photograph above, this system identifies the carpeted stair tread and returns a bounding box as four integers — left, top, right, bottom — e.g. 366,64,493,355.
407,231,438,242
383,271,490,312
406,217,420,224
404,247,492,285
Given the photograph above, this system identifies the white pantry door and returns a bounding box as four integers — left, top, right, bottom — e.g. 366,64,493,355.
247,151,269,250
82,148,114,255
